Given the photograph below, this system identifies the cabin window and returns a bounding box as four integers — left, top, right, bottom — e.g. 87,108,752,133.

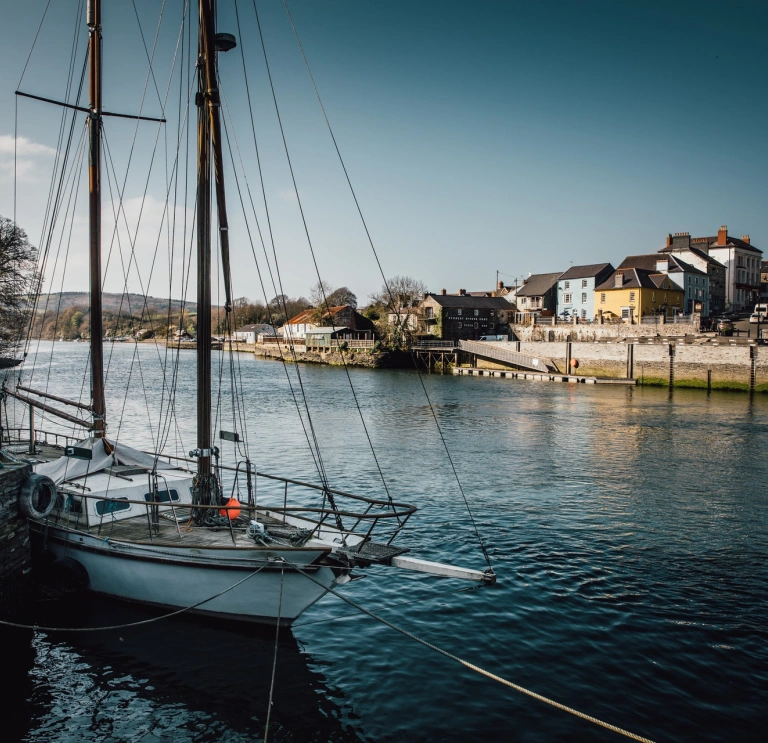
581,293,587,303
144,489,180,504
629,291,636,302
96,498,131,516
600,293,606,303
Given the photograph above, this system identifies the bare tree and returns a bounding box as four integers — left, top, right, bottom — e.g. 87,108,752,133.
0,216,39,358
309,279,334,308
369,275,427,311
326,286,357,308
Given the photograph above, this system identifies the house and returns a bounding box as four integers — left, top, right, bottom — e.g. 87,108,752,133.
305,327,373,351
387,308,419,332
282,305,374,340
682,226,762,312
514,272,562,319
556,263,614,320
659,233,726,316
418,290,511,341
232,323,276,344
617,253,709,316
595,268,684,321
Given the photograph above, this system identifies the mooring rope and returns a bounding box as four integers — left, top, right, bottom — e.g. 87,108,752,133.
285,561,655,743
0,563,268,633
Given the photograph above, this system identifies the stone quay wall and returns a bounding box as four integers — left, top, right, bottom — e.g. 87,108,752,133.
512,322,701,343
509,340,767,392
0,462,33,612
252,344,412,369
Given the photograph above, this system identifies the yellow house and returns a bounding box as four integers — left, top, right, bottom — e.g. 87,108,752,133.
594,268,684,321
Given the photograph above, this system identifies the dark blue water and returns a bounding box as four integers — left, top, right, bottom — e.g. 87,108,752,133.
4,342,768,742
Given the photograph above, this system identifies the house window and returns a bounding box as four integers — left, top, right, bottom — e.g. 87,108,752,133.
457,322,463,328
474,309,479,316
621,307,632,319
601,293,606,303
675,295,680,305
95,498,131,516
425,306,433,318
664,293,668,303
457,309,462,316
629,291,636,301
489,310,494,316
582,279,588,288
581,293,587,303
581,309,586,318
474,322,479,328
652,292,656,302
563,293,572,303
564,281,570,289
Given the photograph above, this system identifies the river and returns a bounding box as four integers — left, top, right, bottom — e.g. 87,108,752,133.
4,342,767,742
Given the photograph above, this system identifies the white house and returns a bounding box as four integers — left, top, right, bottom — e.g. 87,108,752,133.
232,323,277,344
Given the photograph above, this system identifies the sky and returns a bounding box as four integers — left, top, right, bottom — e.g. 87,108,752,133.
1,0,766,306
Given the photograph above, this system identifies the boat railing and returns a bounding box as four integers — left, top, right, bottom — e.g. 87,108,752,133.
2,427,80,450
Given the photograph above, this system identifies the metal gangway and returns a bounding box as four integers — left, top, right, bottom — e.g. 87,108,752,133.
459,339,558,372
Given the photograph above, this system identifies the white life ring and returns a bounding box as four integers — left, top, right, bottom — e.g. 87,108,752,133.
18,474,58,519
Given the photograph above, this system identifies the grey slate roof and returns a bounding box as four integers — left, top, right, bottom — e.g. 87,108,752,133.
658,245,726,267
558,263,613,281
235,323,276,333
424,294,512,309
618,254,707,276
515,272,563,297
595,268,682,292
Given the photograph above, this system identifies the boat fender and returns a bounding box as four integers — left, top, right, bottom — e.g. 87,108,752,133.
52,557,89,591
570,358,579,369
18,474,57,519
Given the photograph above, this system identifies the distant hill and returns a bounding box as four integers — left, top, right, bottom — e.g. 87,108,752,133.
36,292,197,314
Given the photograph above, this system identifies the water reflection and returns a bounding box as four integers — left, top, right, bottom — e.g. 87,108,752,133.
11,595,361,743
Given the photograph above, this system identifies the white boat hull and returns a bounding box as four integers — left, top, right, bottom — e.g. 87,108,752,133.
32,524,338,625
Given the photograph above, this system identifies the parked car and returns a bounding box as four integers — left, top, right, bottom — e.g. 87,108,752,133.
717,318,734,335
749,313,762,324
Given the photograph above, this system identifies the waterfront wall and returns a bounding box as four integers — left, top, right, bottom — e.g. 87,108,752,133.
511,341,767,391
512,323,701,342
0,463,32,613
252,343,412,369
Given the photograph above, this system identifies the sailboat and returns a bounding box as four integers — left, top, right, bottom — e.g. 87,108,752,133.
5,0,494,626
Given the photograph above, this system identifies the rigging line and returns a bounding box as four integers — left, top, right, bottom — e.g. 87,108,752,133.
16,0,53,88
263,564,286,743
22,51,88,368
0,563,271,633
230,0,332,484
281,0,490,565
246,3,394,517
217,97,327,487
244,2,343,501
130,0,169,114
286,562,655,743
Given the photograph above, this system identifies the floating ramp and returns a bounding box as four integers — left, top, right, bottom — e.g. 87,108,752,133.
458,339,558,372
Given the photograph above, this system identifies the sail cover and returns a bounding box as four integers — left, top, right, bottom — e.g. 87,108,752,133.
34,437,177,485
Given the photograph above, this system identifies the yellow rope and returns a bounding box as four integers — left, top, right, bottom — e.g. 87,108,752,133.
287,561,655,743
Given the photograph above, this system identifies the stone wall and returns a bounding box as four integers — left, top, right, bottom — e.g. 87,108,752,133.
512,322,700,343
253,344,412,369
511,340,766,392
0,463,32,613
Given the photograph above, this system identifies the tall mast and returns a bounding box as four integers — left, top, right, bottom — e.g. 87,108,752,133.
87,0,106,437
195,0,215,502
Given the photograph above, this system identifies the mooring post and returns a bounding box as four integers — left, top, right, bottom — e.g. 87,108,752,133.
750,345,757,394
669,343,675,387
627,342,634,380
707,369,712,393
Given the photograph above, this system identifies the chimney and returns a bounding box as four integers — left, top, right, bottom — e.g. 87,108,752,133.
458,288,466,296
441,288,447,295
718,225,727,245
656,259,669,273
614,272,624,288
666,234,672,247
672,232,690,249
742,235,750,245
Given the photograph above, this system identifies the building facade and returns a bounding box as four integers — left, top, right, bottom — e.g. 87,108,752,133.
556,263,614,320
595,268,684,320
514,272,562,320
419,290,511,340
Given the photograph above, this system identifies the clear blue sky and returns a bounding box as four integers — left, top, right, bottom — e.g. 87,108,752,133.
1,0,766,305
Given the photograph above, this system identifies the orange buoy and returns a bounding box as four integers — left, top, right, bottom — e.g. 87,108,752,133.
570,358,579,368
219,497,241,520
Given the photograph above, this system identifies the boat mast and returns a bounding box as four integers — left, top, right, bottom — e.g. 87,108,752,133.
195,0,216,503
87,0,106,437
